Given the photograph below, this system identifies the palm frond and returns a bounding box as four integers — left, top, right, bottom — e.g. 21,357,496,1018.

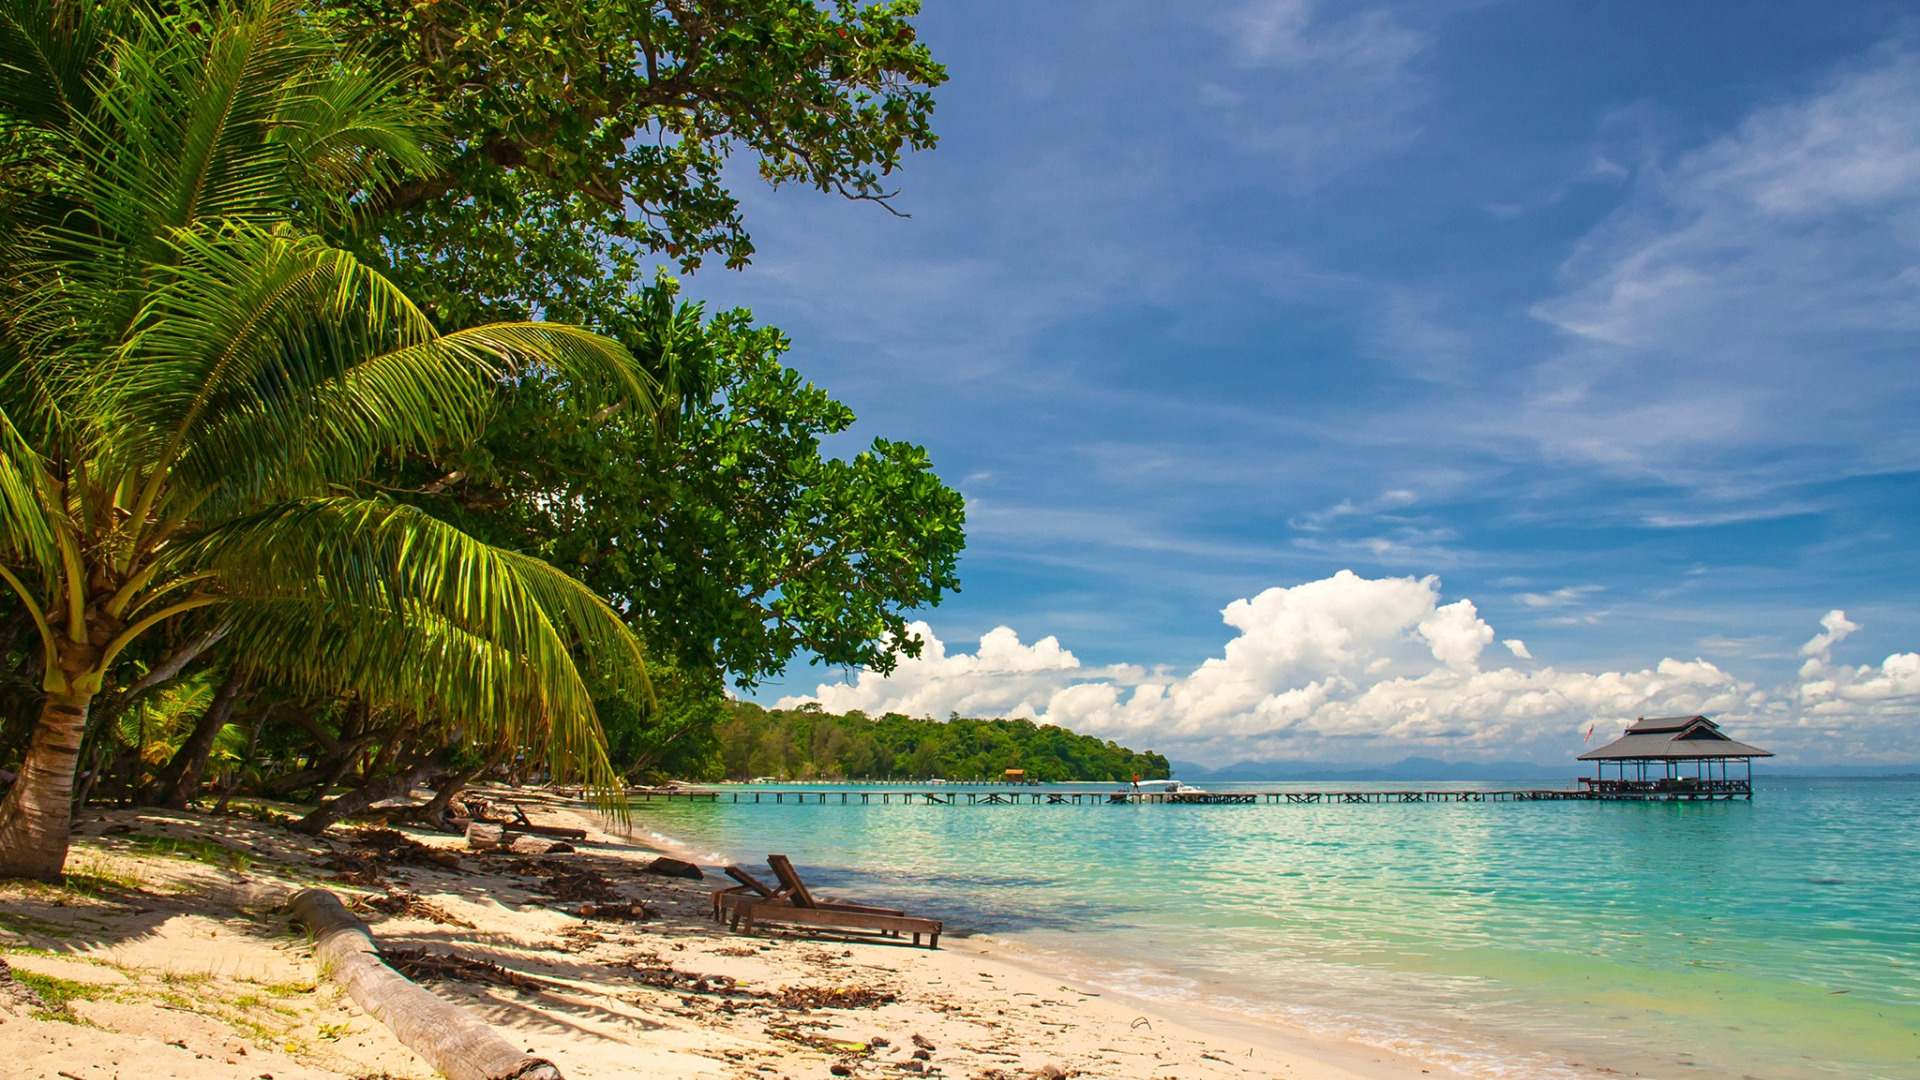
0,402,55,580
112,225,650,505
222,598,617,790
0,0,119,132
187,497,646,794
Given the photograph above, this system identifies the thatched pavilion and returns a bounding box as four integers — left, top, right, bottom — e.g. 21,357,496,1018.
1577,715,1772,799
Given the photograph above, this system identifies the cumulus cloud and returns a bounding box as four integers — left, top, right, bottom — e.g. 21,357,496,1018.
1800,609,1860,658
783,573,1920,765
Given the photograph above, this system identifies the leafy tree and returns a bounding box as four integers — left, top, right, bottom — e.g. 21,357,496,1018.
321,0,947,329
0,0,652,878
715,702,1172,782
390,276,966,688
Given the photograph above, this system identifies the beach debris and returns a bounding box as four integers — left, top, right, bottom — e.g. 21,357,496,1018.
620,960,757,999
765,1024,873,1054
773,985,897,1010
464,822,504,851
1130,1017,1152,1031
830,1066,854,1077
912,1034,935,1051
912,1050,931,1061
574,901,654,921
1038,1065,1069,1080
645,856,705,879
348,890,476,928
381,947,554,993
0,958,49,1015
535,867,621,902
871,1037,892,1047
325,828,461,884
511,835,574,855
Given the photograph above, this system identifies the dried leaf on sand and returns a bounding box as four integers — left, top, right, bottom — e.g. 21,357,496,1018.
325,828,461,883
535,868,621,902
381,948,552,992
349,890,475,928
774,985,898,1010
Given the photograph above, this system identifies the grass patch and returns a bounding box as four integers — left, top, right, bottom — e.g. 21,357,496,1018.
122,833,252,872
62,857,143,895
14,970,115,1021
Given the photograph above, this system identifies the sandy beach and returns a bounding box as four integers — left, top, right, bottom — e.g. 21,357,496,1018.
0,796,1436,1080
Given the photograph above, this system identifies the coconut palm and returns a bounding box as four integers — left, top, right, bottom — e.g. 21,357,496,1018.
0,0,654,878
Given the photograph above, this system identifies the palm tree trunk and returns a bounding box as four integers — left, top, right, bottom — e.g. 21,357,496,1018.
290,888,562,1080
411,749,502,833
0,692,94,881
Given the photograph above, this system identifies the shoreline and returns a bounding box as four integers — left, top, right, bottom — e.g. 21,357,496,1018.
608,806,1465,1080
0,797,1441,1080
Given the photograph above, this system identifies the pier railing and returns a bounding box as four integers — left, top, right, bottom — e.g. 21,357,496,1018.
625,784,1755,805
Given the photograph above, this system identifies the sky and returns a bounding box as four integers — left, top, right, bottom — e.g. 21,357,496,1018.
684,0,1920,767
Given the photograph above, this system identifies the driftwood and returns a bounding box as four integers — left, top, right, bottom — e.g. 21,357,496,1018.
289,888,561,1080
644,856,703,879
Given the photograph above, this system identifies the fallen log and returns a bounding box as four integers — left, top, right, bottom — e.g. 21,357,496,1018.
509,822,588,841
289,888,561,1080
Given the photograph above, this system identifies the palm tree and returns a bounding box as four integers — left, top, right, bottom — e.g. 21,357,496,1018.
0,0,654,878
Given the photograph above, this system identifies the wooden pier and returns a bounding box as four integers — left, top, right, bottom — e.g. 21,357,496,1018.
627,783,1752,805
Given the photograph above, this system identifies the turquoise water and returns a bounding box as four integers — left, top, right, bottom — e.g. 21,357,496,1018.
626,779,1920,1080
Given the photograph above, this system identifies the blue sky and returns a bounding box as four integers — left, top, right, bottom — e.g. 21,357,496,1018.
689,1,1920,765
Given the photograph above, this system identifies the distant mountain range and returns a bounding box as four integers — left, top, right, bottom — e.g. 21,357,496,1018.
1169,756,1920,781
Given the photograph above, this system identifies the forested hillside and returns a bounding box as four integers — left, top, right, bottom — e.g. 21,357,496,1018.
709,703,1171,782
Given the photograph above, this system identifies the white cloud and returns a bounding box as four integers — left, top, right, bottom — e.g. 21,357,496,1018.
1517,585,1602,609
1799,609,1859,658
1201,1,1430,188
1523,43,1920,480
782,573,1920,765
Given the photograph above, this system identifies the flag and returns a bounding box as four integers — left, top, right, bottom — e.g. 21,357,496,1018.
1584,724,1595,744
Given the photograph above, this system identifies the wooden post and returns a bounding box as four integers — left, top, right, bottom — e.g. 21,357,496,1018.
289,889,561,1080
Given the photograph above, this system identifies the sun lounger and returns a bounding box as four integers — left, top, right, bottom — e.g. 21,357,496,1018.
710,862,909,921
710,864,785,920
724,854,942,948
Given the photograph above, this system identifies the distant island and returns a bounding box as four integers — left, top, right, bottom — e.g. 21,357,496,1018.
711,702,1171,782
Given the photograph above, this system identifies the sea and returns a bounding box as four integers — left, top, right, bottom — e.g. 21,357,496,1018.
622,777,1920,1080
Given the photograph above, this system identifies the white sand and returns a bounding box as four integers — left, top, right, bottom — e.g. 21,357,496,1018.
0,798,1439,1080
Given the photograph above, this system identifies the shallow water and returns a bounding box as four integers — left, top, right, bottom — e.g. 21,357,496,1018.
627,778,1920,1080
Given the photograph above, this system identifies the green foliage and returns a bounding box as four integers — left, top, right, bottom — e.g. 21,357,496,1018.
323,0,946,332
0,0,664,866
714,702,1171,783
391,275,965,688
597,657,727,783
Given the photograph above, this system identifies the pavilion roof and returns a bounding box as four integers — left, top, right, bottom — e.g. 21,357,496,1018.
1577,715,1774,761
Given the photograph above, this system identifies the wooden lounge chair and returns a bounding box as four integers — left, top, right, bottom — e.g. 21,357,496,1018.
727,854,942,948
710,864,786,921
711,862,903,921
